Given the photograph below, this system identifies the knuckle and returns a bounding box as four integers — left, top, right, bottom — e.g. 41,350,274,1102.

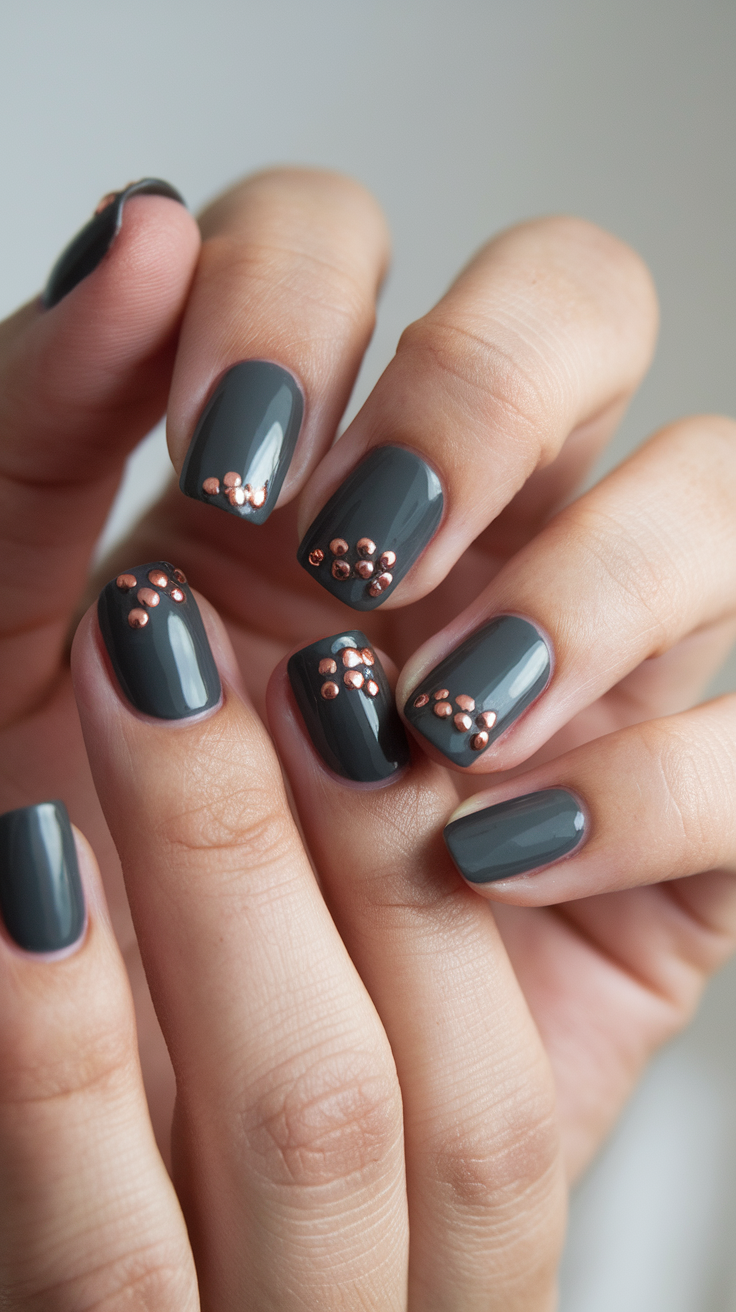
161,778,298,885
9,1245,195,1312
243,1050,401,1194
430,1082,560,1220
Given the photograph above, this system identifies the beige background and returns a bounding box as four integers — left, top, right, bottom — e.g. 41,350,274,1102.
2,1,735,1305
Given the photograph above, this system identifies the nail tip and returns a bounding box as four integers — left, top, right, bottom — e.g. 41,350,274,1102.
43,177,186,308
444,788,586,883
0,800,85,952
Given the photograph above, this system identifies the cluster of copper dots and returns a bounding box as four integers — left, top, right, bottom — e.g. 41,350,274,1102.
308,537,397,597
202,471,267,509
116,567,187,629
319,646,379,700
413,688,497,751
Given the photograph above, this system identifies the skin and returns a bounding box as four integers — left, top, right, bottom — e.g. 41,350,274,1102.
0,167,734,1309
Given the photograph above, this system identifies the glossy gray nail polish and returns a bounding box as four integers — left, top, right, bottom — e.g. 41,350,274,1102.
404,615,551,766
43,178,185,308
0,802,85,951
288,630,410,782
444,789,586,883
180,362,304,525
98,561,221,720
297,445,443,610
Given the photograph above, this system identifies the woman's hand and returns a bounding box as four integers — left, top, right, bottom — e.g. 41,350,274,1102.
0,166,734,1305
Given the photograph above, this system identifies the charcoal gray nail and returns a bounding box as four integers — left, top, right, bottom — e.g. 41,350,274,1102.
43,178,185,308
98,561,221,720
288,630,410,782
297,445,443,610
404,615,551,766
180,361,304,525
444,789,586,883
0,802,85,951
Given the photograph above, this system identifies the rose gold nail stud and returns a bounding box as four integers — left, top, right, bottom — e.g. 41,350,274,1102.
433,701,453,718
147,569,168,589
455,694,475,712
344,670,364,690
354,560,374,579
173,569,187,584
137,587,160,608
227,486,246,506
321,681,340,699
308,549,324,567
116,573,137,591
357,538,376,558
128,608,148,628
365,680,379,697
433,689,449,700
413,693,429,708
470,731,489,751
170,588,185,603
330,538,349,556
223,471,242,488
368,571,392,596
379,550,396,570
319,658,337,675
453,712,473,731
332,560,351,580
476,710,497,730
342,648,362,668
202,477,220,495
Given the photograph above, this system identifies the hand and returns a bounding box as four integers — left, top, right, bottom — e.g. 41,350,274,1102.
0,167,733,1305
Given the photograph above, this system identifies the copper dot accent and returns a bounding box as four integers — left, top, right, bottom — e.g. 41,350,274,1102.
137,587,160,608
321,681,340,699
413,693,429,708
455,694,475,712
170,588,185,603
250,485,267,508
331,559,351,580
173,568,187,584
357,537,376,558
116,573,137,591
365,680,379,697
379,550,396,569
95,191,118,214
330,537,349,556
471,731,489,751
128,608,148,629
223,471,242,489
433,689,450,700
344,670,364,690
318,657,337,675
342,648,362,668
354,560,374,579
454,712,473,732
433,701,453,718
202,477,220,496
368,571,392,596
227,486,246,506
308,549,324,567
361,648,374,666
476,710,497,731
148,569,168,589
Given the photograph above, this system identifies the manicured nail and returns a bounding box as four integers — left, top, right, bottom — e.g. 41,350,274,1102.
0,802,85,951
404,615,551,766
98,561,221,720
444,789,586,883
288,630,410,782
180,361,305,525
43,178,185,308
297,446,443,610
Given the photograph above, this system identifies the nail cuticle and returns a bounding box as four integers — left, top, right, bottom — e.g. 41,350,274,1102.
404,614,552,767
43,178,185,309
180,360,305,525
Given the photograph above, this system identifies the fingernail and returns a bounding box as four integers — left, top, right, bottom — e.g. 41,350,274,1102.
0,802,85,951
180,361,304,525
97,561,221,720
43,178,185,309
445,789,586,883
297,446,443,610
288,630,410,782
404,615,551,766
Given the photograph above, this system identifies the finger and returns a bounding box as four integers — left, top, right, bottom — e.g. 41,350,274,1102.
296,215,657,611
72,567,407,1311
268,631,566,1312
0,181,199,722
400,414,736,771
0,803,196,1309
167,167,390,527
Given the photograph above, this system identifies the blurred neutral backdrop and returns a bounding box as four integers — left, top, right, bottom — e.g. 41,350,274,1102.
2,2,735,1306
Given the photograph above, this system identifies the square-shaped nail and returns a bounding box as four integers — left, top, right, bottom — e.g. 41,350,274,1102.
288,631,410,782
180,361,304,525
404,615,551,766
0,802,85,951
98,562,221,720
297,445,443,610
444,789,586,882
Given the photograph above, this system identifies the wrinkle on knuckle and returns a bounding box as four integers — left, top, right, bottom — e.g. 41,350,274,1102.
0,996,136,1109
7,1245,194,1312
242,1050,401,1194
158,781,297,882
643,718,736,863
